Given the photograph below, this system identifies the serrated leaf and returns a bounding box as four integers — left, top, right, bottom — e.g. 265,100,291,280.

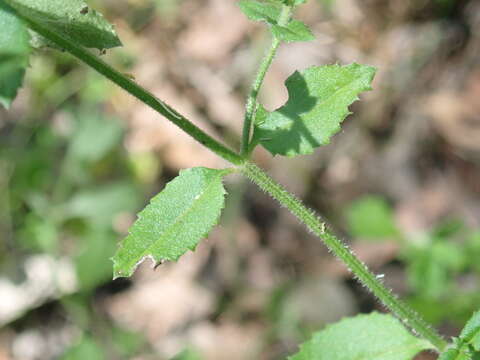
238,0,281,24
460,311,480,352
289,312,433,360
438,311,480,360
438,348,470,360
254,63,376,157
5,0,121,50
112,167,229,279
271,20,314,42
0,2,30,108
460,311,480,343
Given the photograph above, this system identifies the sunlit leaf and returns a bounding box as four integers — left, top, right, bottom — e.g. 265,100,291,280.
289,312,433,360
254,63,376,157
112,167,229,279
5,0,122,50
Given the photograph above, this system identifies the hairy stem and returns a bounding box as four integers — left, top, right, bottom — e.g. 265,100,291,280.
15,2,448,351
14,8,244,166
240,5,292,157
241,162,448,352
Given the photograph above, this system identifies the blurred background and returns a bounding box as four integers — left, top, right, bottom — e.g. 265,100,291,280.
1,0,480,359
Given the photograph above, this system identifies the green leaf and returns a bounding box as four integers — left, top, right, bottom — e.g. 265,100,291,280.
405,240,465,299
438,348,469,360
111,327,145,357
346,196,399,240
112,167,229,279
438,311,480,360
271,0,307,5
254,63,376,157
75,229,117,290
289,312,433,360
170,348,203,360
5,0,122,50
61,336,104,360
68,110,124,164
461,311,480,351
238,0,281,24
0,2,30,108
65,182,140,228
271,20,314,42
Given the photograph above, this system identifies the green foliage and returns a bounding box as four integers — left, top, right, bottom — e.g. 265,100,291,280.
405,237,465,299
1,0,121,107
346,196,399,240
0,3,30,108
345,196,480,327
5,0,121,50
253,64,376,157
289,312,433,360
171,348,203,360
271,20,314,42
65,182,140,227
68,110,124,164
2,0,459,356
74,229,118,290
61,336,104,360
112,167,230,279
439,311,480,360
238,0,314,43
238,0,282,24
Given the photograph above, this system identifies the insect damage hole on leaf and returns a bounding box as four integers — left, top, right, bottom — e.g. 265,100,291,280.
253,63,376,157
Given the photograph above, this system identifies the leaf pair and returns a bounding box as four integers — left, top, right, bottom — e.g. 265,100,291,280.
238,0,314,42
0,0,121,108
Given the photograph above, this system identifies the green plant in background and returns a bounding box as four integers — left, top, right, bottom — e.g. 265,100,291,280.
346,196,480,327
1,0,479,359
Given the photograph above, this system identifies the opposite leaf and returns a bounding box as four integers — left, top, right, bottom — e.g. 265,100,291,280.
254,63,376,157
0,2,30,108
289,312,433,360
5,0,121,50
112,167,229,279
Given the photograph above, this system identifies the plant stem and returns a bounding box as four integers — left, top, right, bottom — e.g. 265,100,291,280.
241,162,448,352
240,5,292,157
13,7,244,166
15,2,448,351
